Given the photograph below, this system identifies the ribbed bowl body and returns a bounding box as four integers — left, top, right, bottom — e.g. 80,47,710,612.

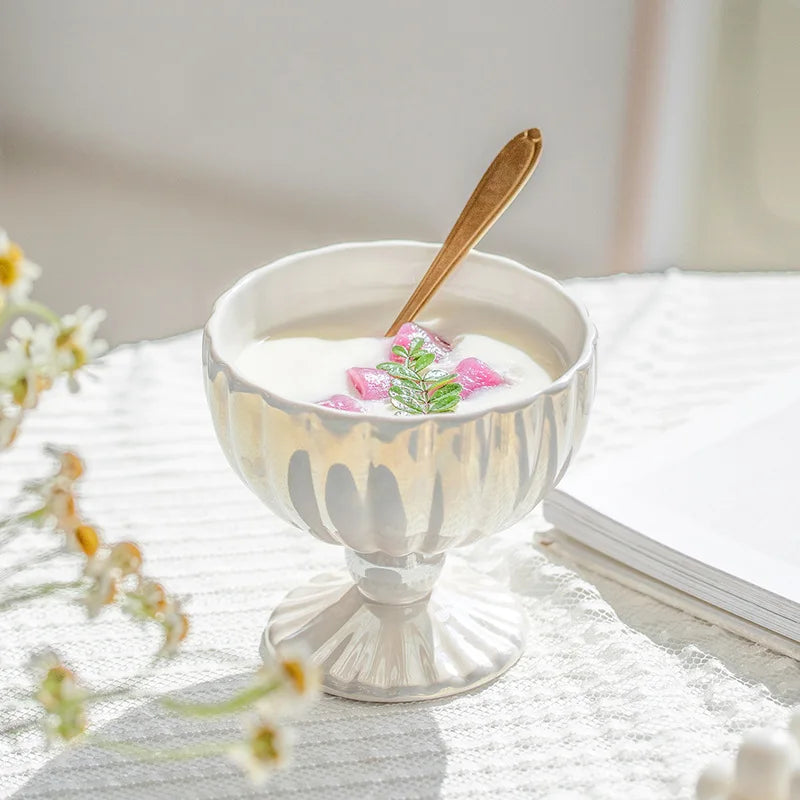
204,241,596,557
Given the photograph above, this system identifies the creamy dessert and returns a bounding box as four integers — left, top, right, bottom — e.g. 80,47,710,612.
235,322,553,416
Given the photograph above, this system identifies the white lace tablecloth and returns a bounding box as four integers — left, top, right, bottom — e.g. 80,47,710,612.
2,270,800,800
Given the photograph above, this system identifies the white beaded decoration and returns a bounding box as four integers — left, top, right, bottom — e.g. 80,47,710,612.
696,712,800,800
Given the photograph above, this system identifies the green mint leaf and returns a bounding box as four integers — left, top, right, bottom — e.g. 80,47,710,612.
389,385,423,402
411,351,436,371
425,373,458,392
391,345,408,357
377,362,419,381
390,396,425,414
429,395,459,412
431,382,461,400
395,365,420,382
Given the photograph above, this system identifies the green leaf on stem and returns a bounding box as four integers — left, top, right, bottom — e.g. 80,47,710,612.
377,335,461,416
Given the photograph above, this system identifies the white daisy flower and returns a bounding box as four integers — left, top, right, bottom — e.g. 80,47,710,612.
19,318,61,377
83,541,142,617
42,445,85,481
28,649,88,742
23,447,85,525
54,306,108,389
0,318,58,408
0,344,44,409
0,231,41,309
228,716,292,786
256,645,321,716
82,568,117,618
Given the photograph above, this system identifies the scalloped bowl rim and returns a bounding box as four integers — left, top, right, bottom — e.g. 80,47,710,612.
204,240,597,425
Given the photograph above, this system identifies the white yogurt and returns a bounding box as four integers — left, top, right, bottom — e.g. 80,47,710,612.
234,333,553,416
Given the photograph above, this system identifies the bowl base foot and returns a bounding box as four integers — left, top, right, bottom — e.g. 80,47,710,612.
261,559,527,702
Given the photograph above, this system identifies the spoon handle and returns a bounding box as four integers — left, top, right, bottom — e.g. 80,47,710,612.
385,128,542,336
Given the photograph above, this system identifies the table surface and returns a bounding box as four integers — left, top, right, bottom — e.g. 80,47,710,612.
2,270,800,800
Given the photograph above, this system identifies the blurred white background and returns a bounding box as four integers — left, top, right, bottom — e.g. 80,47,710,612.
1,0,799,344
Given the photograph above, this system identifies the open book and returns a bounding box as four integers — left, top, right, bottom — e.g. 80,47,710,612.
543,367,800,659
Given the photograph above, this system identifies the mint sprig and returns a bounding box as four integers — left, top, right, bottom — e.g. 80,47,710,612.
377,337,462,415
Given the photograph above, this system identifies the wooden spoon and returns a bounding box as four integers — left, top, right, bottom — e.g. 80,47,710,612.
385,128,543,336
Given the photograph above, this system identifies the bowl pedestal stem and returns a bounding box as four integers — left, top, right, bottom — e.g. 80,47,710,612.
262,547,528,702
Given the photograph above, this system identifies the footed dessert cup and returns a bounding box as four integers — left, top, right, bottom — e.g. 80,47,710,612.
203,241,596,702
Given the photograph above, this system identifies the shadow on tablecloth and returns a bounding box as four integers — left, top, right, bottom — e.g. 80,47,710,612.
12,673,448,800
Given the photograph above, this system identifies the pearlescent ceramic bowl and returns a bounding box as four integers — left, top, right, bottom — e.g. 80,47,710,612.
203,241,596,702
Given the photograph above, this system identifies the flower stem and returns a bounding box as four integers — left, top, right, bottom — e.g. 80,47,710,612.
0,300,61,331
88,735,233,761
0,510,51,550
161,681,280,717
0,549,65,582
83,686,140,705
0,580,83,612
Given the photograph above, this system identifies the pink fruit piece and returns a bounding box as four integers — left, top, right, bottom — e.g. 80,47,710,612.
390,323,450,363
347,367,392,400
455,357,505,399
317,394,365,413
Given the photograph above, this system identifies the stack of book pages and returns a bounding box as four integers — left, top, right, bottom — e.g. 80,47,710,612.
544,367,800,658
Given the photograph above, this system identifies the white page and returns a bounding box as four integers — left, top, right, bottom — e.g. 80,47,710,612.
549,366,800,604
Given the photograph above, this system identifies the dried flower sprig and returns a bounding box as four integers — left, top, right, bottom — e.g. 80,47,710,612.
0,231,107,448
163,647,321,719
138,647,317,785
377,337,462,414
22,647,319,787
9,448,191,656
0,229,318,787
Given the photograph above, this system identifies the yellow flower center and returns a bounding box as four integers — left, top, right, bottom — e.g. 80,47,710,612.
11,374,52,408
74,525,100,557
0,243,23,288
72,347,88,369
11,378,28,407
282,659,306,694
55,329,89,370
251,726,280,763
